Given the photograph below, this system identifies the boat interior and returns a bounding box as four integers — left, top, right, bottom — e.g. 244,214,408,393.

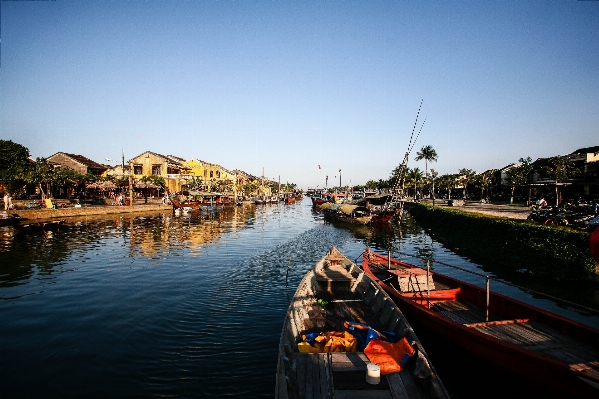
277,249,448,399
364,251,599,391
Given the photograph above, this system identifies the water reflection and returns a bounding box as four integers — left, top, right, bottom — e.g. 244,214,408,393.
0,206,261,292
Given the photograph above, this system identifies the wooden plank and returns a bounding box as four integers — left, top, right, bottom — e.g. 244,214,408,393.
316,265,356,282
307,354,318,399
331,352,369,371
296,354,307,399
465,318,529,328
386,373,411,399
317,353,329,399
335,391,393,399
398,369,423,399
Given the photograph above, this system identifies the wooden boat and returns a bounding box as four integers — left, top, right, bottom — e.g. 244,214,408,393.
284,196,296,204
311,195,328,206
171,198,202,209
172,196,233,210
276,247,449,399
361,248,599,399
353,194,396,223
320,203,372,225
14,219,65,234
0,213,22,226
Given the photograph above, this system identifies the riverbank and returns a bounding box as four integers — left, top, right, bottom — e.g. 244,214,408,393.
6,203,172,221
409,202,597,282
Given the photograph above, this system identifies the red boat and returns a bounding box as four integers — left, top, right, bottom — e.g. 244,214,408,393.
362,248,599,399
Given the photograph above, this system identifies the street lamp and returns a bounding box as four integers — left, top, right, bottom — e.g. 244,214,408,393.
339,169,341,190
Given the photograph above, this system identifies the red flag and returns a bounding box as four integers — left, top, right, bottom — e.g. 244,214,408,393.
318,164,321,169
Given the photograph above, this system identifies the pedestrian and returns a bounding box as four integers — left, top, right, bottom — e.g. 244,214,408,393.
3,193,8,211
7,195,13,210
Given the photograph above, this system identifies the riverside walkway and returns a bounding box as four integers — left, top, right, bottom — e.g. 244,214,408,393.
424,200,531,220
7,203,172,221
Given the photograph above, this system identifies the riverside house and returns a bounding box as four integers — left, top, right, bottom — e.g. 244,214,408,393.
47,152,108,176
128,151,188,193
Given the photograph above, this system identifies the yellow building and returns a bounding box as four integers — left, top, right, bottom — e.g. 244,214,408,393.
128,151,188,193
182,158,239,192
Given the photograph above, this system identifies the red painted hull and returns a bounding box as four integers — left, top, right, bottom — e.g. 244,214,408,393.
371,212,394,223
362,249,599,399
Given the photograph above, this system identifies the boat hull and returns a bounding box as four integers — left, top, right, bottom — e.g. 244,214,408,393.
276,247,449,399
362,250,599,399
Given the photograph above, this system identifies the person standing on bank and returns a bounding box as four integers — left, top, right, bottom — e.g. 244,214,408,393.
3,193,8,211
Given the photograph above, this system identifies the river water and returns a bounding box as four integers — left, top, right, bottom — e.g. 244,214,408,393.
1,199,597,398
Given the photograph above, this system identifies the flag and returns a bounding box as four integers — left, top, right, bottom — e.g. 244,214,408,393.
318,164,321,169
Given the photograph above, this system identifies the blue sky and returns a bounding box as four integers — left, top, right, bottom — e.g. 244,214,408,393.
1,1,597,189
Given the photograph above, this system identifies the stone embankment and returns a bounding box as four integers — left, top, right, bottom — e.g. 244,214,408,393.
7,203,172,221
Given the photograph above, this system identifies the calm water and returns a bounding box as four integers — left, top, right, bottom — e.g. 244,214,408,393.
1,199,598,398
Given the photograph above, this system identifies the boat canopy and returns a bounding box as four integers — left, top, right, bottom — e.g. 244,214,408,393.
353,194,392,206
339,204,369,215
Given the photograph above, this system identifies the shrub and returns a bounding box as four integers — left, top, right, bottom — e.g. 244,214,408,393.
409,203,596,281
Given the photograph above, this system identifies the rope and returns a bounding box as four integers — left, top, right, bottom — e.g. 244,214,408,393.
372,249,599,315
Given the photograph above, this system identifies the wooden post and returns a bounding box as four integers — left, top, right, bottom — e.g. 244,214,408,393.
129,174,133,206
388,250,391,270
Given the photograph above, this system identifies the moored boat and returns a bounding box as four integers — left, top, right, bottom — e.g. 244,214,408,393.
320,203,372,225
14,219,65,234
276,247,449,399
172,195,234,210
0,213,23,226
361,249,599,399
353,194,397,223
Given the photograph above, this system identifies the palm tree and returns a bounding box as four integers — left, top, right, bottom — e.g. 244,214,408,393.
414,145,438,179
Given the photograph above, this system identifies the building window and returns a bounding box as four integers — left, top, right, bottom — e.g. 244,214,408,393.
210,171,213,178
134,165,143,175
167,167,179,175
152,165,162,175
216,171,221,178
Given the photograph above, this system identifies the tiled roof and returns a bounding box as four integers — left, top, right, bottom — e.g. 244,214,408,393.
52,152,108,170
571,146,599,155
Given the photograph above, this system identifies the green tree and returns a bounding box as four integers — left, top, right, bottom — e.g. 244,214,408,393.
55,167,84,198
475,169,498,201
25,158,55,200
406,168,424,200
437,174,457,199
141,175,167,195
506,157,533,204
365,180,378,190
0,140,31,196
458,168,476,199
542,156,580,206
429,169,439,199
